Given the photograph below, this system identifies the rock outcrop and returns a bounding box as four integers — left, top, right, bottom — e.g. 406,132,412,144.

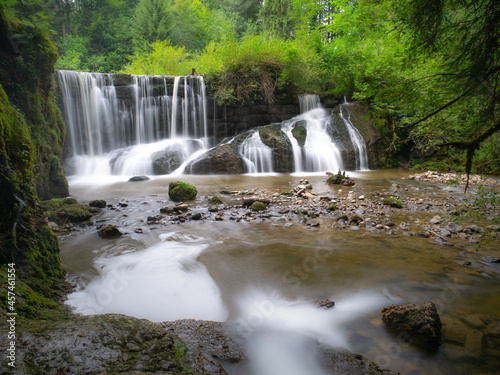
382,302,442,351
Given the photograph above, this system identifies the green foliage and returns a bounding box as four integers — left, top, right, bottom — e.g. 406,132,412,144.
123,41,192,76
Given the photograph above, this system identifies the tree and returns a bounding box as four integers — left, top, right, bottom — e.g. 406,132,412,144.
132,0,172,52
395,0,500,188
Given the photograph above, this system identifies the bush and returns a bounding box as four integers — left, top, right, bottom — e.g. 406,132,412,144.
169,181,198,202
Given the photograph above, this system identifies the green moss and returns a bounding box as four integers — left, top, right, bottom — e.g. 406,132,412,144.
327,174,343,185
383,197,403,209
98,225,123,239
281,189,294,196
250,201,267,211
327,204,337,211
169,181,198,202
291,124,307,146
41,198,92,224
208,195,223,205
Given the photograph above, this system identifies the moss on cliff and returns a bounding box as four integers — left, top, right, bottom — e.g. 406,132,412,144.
0,6,69,319
0,7,68,200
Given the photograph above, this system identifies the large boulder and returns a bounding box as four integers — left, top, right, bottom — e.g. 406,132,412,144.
381,302,442,351
259,124,294,172
186,144,244,174
169,181,198,201
152,140,203,174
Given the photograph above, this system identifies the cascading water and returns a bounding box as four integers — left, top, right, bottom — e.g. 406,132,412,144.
57,70,208,176
240,131,274,173
339,98,369,170
281,95,344,173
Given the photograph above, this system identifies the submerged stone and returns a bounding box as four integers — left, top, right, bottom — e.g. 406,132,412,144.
382,302,442,351
129,175,150,182
98,225,123,239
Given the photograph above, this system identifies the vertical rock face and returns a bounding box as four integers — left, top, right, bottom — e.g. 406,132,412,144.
0,9,67,318
0,14,68,199
381,302,442,351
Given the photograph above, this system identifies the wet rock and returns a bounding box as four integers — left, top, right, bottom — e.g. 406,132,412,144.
208,196,223,205
381,302,442,351
98,225,123,239
186,143,244,174
89,199,106,208
341,177,355,186
429,215,442,224
129,175,150,182
464,224,484,234
3,315,192,375
315,299,335,309
382,197,403,208
168,181,197,202
249,201,267,211
191,212,202,220
327,174,343,185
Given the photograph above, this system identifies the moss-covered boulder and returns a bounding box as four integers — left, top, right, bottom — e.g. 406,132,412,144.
327,174,344,185
208,195,223,205
291,122,307,146
41,198,92,224
169,181,197,202
250,201,267,211
383,197,403,208
89,199,107,208
98,225,123,239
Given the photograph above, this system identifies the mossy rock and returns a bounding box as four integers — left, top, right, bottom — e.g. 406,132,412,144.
327,174,344,185
89,199,107,208
191,212,202,220
98,225,123,239
327,204,338,211
383,198,403,209
49,204,92,224
168,181,197,202
350,214,363,223
281,190,294,196
208,195,223,205
250,201,267,211
291,123,307,146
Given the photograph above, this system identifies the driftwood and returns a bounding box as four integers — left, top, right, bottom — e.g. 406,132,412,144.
242,198,271,208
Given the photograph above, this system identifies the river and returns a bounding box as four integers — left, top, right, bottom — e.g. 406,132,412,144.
59,170,500,375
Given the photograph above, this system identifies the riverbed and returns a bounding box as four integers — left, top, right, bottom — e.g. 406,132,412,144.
60,170,500,375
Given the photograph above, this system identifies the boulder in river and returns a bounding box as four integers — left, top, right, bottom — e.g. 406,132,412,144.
98,225,123,239
129,175,150,182
169,181,198,202
381,302,442,351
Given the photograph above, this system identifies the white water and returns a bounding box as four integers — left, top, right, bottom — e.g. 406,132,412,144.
282,95,344,173
58,72,369,176
57,70,208,176
240,131,274,173
339,98,369,170
66,232,228,322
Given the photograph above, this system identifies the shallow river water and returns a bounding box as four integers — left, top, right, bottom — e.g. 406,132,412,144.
60,170,500,375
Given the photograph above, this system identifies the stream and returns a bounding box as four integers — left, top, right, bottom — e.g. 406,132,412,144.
60,170,500,375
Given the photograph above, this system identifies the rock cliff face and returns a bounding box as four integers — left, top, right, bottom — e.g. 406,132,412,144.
0,9,68,318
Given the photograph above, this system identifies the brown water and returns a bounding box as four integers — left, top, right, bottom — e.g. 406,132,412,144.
60,170,500,375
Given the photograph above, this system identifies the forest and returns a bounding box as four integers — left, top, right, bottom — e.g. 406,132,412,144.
2,0,500,175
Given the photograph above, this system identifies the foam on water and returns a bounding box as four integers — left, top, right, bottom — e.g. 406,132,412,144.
66,232,228,322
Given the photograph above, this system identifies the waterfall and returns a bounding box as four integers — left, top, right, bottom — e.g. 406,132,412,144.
281,95,344,173
57,70,208,176
240,131,274,173
339,98,369,170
